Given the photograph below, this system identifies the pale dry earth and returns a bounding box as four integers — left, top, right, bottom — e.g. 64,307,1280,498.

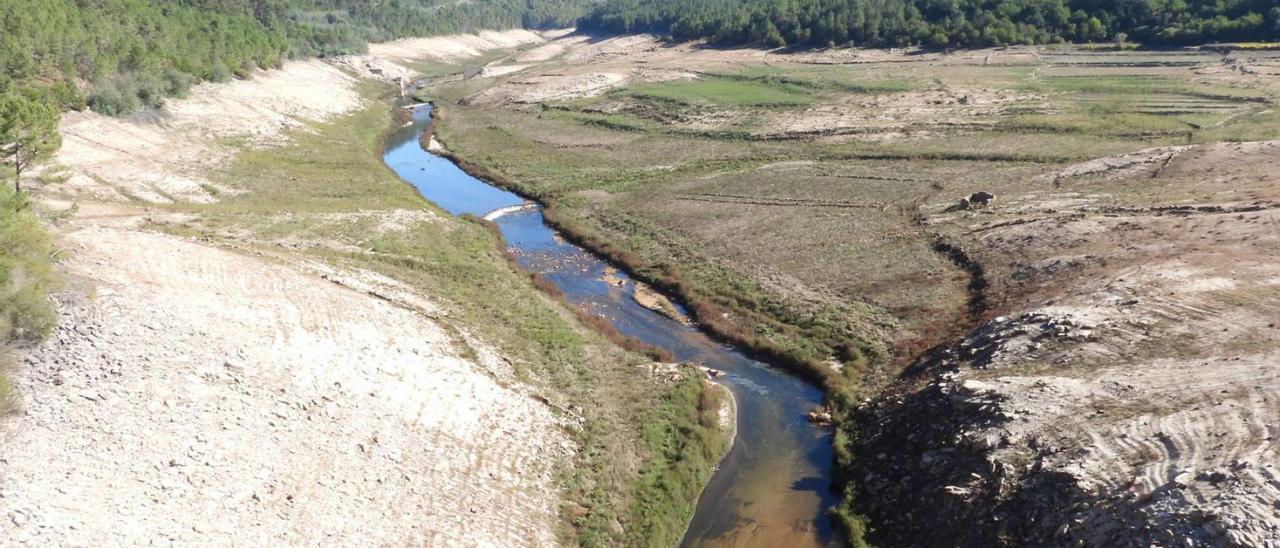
2,223,570,546
48,29,545,205
4,30,581,546
856,139,1280,547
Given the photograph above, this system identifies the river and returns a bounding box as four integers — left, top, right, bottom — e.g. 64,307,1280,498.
383,103,841,547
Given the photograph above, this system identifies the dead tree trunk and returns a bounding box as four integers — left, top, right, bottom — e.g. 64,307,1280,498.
13,151,22,194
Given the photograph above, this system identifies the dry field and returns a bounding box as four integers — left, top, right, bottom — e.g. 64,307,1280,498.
426,37,1280,388
424,35,1280,544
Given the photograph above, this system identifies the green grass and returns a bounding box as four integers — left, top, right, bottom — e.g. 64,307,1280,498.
624,377,726,546
607,69,913,109
620,75,817,107
158,79,726,547
1212,42,1280,50
723,65,921,93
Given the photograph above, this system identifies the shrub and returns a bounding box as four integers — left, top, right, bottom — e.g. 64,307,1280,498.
209,62,233,83
163,68,196,98
131,73,167,110
232,59,257,80
88,81,137,116
87,73,167,115
0,191,56,343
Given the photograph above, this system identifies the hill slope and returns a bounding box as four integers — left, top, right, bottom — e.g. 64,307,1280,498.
579,0,1280,48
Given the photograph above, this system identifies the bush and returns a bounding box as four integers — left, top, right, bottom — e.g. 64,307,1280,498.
232,59,257,80
88,81,137,116
87,73,166,116
0,191,56,344
163,68,196,98
131,73,167,110
209,62,233,83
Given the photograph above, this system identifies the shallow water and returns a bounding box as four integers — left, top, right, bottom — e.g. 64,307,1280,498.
383,104,841,547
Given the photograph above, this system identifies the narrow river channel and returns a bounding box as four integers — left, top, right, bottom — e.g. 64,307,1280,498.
384,104,841,547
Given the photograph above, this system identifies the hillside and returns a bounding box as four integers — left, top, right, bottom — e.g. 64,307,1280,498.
0,0,593,116
1,31,727,546
580,0,1280,48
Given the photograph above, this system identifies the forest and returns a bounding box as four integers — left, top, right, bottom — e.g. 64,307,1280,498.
578,0,1280,48
0,0,589,116
4,0,1277,118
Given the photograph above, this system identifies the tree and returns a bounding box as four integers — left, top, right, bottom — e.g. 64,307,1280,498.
0,95,62,193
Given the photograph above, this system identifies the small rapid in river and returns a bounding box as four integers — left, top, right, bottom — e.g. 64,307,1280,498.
384,104,841,547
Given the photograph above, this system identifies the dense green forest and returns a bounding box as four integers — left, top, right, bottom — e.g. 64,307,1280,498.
579,0,1280,48
6,0,1277,118
0,0,590,116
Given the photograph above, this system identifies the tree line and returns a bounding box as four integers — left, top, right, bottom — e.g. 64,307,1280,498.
6,0,1276,125
0,0,590,119
578,0,1280,49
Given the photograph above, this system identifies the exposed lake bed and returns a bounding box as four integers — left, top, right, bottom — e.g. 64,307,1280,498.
386,104,842,547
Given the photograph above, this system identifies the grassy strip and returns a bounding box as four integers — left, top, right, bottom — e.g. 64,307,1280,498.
428,106,887,545
432,102,881,545
430,112,873,393
0,189,59,413
177,79,724,547
626,374,727,546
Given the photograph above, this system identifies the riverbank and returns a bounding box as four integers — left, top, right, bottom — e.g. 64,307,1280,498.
3,31,729,546
395,103,828,547
391,103,732,544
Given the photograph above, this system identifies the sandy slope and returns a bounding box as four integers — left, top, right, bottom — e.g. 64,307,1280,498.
52,29,542,205
3,31,574,546
2,225,569,545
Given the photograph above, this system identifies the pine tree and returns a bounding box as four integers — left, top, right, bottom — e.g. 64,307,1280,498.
0,94,61,193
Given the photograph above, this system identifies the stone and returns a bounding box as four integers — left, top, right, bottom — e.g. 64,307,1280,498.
1173,470,1195,488
806,409,833,425
968,191,996,207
